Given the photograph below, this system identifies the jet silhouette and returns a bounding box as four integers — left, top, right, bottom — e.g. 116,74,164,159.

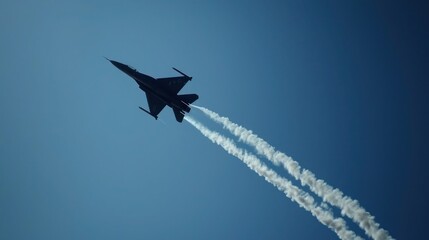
107,58,198,122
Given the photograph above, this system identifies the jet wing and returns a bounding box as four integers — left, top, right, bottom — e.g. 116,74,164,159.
156,76,189,95
145,92,166,117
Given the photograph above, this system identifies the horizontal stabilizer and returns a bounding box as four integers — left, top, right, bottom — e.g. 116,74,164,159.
173,109,185,122
178,94,199,105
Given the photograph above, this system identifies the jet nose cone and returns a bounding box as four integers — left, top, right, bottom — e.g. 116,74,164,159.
106,58,121,68
106,59,132,74
110,60,122,68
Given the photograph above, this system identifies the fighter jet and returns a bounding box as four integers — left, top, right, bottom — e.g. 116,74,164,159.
107,58,198,122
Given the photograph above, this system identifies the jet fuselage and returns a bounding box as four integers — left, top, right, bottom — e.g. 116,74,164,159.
109,60,190,114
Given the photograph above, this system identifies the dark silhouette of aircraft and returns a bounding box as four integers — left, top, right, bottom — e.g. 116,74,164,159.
107,58,198,122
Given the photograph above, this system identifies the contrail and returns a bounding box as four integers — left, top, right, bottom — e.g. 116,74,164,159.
193,105,393,240
185,116,363,240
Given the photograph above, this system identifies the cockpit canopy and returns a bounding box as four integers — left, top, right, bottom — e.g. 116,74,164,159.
128,65,136,71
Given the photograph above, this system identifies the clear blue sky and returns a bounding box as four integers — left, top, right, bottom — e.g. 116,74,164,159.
1,1,428,239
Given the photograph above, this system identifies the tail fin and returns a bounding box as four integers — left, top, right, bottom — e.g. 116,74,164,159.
173,109,185,122
178,94,199,105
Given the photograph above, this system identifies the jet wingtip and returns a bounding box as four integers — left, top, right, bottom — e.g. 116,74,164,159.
172,67,192,80
139,106,158,120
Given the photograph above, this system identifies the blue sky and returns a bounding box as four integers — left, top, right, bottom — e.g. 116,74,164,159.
1,1,428,239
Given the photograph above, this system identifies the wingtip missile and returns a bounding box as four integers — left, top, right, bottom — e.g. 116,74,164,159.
172,67,192,81
139,106,158,120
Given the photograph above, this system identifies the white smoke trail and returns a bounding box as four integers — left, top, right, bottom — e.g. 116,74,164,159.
185,116,363,240
193,106,393,240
